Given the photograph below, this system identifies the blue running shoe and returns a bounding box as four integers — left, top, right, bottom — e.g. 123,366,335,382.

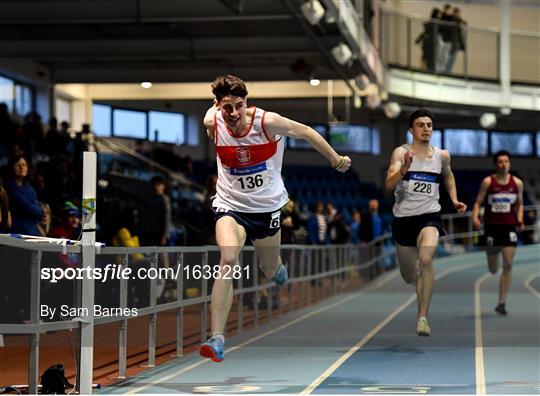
271,264,288,287
199,337,224,362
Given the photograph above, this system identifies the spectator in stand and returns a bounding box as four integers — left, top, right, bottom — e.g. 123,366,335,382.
143,176,172,246
0,103,16,152
0,176,12,232
45,117,71,155
415,8,441,72
281,199,300,244
360,199,386,242
23,111,45,156
48,201,81,241
307,201,328,245
437,4,453,73
444,7,467,74
37,202,51,237
330,212,350,244
4,155,45,236
349,210,362,244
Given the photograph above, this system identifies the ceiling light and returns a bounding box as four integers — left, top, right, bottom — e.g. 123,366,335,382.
479,113,497,129
309,78,321,86
141,82,152,89
331,43,353,66
383,102,401,119
300,0,325,25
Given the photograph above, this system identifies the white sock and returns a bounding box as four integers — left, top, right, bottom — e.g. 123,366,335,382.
212,332,225,344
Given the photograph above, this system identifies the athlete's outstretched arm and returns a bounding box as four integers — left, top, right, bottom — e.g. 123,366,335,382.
385,147,411,191
514,177,525,231
472,177,491,230
442,150,467,213
263,112,351,172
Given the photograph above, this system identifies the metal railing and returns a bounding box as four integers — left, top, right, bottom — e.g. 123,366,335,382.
381,8,540,83
1,206,538,393
0,233,394,394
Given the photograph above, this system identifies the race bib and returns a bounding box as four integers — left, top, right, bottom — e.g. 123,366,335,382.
407,173,437,196
230,162,269,192
491,202,511,213
269,210,280,229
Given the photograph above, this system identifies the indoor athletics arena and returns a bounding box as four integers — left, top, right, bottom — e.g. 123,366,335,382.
0,0,539,395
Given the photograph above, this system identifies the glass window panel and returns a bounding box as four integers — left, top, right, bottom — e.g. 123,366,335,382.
444,129,488,156
55,97,71,124
328,124,380,153
113,108,147,139
149,111,185,144
490,132,533,156
92,104,112,137
288,124,326,149
15,84,32,115
0,76,14,112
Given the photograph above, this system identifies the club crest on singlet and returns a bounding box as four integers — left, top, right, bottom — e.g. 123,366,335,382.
236,147,251,163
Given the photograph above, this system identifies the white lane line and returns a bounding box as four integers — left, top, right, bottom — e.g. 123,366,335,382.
127,270,401,394
524,272,540,299
301,260,486,395
474,272,491,396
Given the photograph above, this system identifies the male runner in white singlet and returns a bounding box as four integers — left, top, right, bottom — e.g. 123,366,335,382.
386,108,467,336
199,75,351,362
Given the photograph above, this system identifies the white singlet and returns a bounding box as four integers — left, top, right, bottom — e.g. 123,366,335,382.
393,144,442,217
212,107,289,213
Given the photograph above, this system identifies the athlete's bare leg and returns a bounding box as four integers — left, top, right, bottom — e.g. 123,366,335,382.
487,252,499,274
499,246,516,304
416,226,438,319
211,216,247,335
252,230,282,279
396,244,419,284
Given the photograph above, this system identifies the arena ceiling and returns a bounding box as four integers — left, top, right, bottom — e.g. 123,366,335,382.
0,0,366,84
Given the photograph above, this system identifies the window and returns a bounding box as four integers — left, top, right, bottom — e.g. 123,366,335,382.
329,124,380,154
92,104,112,137
491,132,533,156
444,129,488,156
288,124,326,149
0,76,14,112
113,109,147,139
15,84,32,116
55,97,71,124
149,111,185,144
406,130,442,148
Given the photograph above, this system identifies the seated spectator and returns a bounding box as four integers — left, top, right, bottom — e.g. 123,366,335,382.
4,155,45,236
0,176,12,232
37,202,51,237
48,201,81,241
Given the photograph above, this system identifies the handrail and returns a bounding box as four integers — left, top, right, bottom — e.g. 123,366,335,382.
94,136,206,191
382,7,539,37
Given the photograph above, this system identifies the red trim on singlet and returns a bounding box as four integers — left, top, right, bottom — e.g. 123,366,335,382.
261,111,273,143
213,113,218,145
215,141,278,168
223,106,256,138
